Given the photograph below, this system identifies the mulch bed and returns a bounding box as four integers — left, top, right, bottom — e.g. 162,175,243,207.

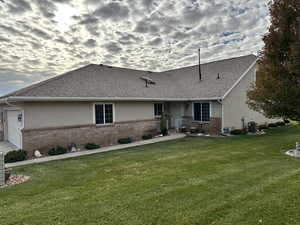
1,175,30,188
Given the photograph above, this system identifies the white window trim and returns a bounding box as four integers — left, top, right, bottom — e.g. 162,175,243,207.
192,101,211,122
154,103,164,118
93,103,115,125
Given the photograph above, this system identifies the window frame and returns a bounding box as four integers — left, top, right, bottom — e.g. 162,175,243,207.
93,103,115,125
154,103,164,117
193,102,211,122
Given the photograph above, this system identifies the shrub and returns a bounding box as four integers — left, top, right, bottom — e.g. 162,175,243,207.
247,121,257,133
230,129,246,135
142,134,153,140
4,150,27,163
284,119,290,124
118,137,132,144
276,121,286,127
85,143,100,150
160,113,168,136
190,127,200,134
5,168,11,182
268,123,278,128
258,124,268,131
48,146,67,156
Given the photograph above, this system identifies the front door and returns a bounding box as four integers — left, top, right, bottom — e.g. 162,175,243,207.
7,110,22,149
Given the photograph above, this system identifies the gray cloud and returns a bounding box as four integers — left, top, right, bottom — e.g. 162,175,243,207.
117,32,142,45
148,37,162,46
26,59,41,65
55,37,70,45
31,28,52,40
7,0,32,14
134,20,159,33
34,0,57,18
84,39,97,48
79,15,98,25
103,42,122,54
29,41,42,49
0,36,10,42
0,24,24,37
94,2,130,21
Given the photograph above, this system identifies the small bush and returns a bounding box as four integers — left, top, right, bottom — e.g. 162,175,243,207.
268,123,278,128
276,121,286,127
118,137,132,144
248,121,257,133
160,113,168,136
85,143,100,150
4,150,27,163
5,168,11,181
230,129,246,135
284,119,290,124
258,124,268,131
190,127,199,134
142,134,153,140
48,146,67,156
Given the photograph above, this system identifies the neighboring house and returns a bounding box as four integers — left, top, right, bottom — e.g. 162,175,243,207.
0,55,277,153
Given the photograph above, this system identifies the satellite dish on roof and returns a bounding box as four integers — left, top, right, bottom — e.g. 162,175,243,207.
140,76,156,87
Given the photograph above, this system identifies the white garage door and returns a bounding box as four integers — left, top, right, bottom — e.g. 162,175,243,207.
7,110,22,149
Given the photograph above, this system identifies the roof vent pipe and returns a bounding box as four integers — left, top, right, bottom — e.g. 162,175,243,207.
198,48,202,81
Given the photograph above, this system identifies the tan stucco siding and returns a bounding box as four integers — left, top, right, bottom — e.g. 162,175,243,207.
223,65,277,130
114,102,155,122
24,102,93,129
211,101,222,118
23,101,156,129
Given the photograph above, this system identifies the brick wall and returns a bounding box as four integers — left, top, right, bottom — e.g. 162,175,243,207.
22,119,160,155
183,117,222,135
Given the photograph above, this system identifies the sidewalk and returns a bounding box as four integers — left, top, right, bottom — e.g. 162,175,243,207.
6,134,186,168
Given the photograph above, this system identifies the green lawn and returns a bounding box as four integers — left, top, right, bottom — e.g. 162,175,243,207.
1,126,300,225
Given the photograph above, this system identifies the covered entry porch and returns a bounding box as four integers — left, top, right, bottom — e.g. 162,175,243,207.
163,101,222,135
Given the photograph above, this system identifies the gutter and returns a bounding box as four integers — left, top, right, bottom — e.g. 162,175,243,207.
4,96,223,102
222,59,258,100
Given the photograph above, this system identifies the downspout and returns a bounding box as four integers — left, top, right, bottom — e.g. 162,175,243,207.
4,97,17,107
217,99,224,134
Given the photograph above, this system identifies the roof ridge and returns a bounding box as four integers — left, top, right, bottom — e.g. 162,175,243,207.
1,54,257,98
95,64,155,73
159,54,257,73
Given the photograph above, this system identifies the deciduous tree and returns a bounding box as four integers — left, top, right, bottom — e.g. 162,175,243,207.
247,0,300,121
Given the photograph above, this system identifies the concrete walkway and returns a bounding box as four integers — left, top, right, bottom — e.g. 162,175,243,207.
6,134,186,168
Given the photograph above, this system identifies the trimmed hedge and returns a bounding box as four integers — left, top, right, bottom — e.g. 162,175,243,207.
248,121,257,133
5,150,27,163
230,129,247,135
276,121,286,127
85,143,100,150
48,146,67,156
268,123,278,128
142,134,153,140
118,137,133,144
258,124,268,131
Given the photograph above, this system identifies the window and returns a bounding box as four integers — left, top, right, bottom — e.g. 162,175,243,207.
154,103,163,116
95,104,114,124
193,102,210,122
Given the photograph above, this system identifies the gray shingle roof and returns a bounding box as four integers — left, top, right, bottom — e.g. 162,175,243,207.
3,54,257,100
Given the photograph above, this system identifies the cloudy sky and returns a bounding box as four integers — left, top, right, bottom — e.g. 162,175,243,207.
0,0,270,96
